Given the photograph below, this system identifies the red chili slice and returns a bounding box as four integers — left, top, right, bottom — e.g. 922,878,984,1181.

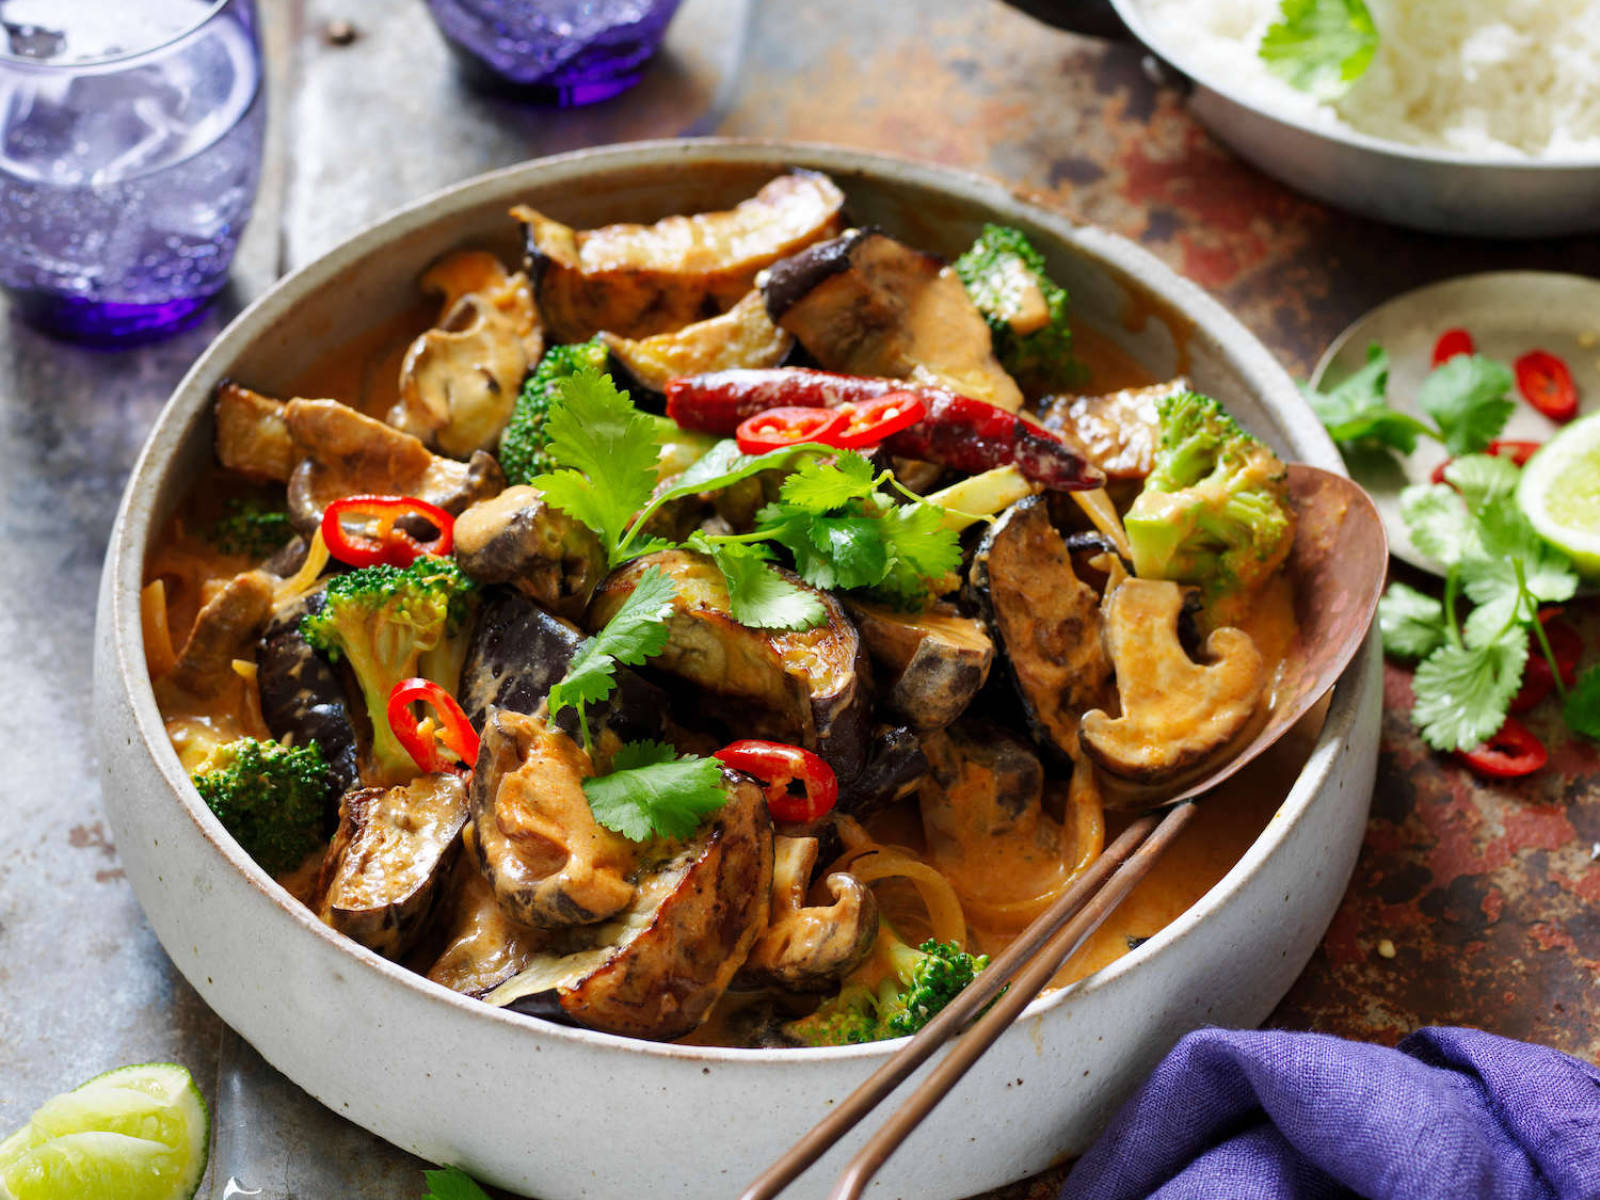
1515,350,1579,423
321,495,454,569
1431,328,1475,367
1428,439,1544,486
831,392,928,450
387,678,480,775
735,406,848,455
1509,612,1583,713
713,739,838,823
1456,716,1547,779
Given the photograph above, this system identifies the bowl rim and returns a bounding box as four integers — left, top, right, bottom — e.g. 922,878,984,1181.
1113,0,1600,171
104,135,1366,1066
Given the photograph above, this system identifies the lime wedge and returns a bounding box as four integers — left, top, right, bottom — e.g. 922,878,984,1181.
1518,410,1600,577
0,1064,209,1200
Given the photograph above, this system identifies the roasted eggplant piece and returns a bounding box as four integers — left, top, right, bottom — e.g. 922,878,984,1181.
256,589,362,795
516,171,846,343
967,496,1112,758
588,550,871,778
283,398,504,535
482,767,774,1040
601,290,793,393
762,228,1024,412
843,600,993,730
837,725,930,820
316,771,470,959
738,836,877,991
920,722,1046,841
453,486,607,622
1079,578,1266,783
1037,379,1184,483
426,825,549,996
214,381,295,483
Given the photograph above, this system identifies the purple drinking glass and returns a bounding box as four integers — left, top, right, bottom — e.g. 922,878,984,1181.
0,0,265,346
424,0,683,107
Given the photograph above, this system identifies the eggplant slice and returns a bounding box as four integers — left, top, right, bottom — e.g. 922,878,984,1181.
587,550,871,779
601,290,793,394
844,599,993,731
516,171,845,343
967,496,1113,759
317,771,470,959
426,829,550,996
762,228,1024,412
257,588,362,796
453,486,607,622
482,768,774,1041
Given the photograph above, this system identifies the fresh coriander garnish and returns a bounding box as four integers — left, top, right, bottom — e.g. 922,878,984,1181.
422,1165,494,1200
581,739,729,842
1259,0,1378,100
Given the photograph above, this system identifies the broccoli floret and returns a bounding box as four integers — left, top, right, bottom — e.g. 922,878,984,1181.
1123,391,1295,606
498,336,610,485
954,224,1083,398
784,925,991,1046
210,496,292,557
191,737,333,875
299,555,475,784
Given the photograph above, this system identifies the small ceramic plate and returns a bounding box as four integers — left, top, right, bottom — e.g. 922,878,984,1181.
1312,271,1600,576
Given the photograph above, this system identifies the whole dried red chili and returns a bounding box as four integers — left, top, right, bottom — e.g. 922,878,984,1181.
321,495,454,568
1431,327,1475,367
387,677,480,775
713,738,838,823
1456,716,1547,779
1515,350,1579,423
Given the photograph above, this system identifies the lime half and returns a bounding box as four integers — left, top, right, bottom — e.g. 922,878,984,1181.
0,1064,209,1200
1518,410,1600,577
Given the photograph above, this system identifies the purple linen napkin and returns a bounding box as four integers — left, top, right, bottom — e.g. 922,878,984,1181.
1063,1027,1600,1200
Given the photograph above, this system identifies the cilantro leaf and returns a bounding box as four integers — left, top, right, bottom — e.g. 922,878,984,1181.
1564,666,1600,741
1302,345,1432,453
547,566,675,733
1260,0,1378,100
1411,634,1528,752
657,439,836,504
1399,483,1474,567
1459,498,1578,647
690,536,827,631
1378,582,1447,661
878,501,963,581
778,452,879,512
1417,355,1516,457
583,740,728,842
1442,453,1520,511
422,1166,493,1200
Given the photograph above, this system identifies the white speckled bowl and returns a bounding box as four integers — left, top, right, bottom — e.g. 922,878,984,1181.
94,140,1380,1200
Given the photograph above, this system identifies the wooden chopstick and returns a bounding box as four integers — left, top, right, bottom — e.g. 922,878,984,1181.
739,801,1195,1200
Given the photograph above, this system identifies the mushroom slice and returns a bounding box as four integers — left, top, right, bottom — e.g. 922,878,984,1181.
601,291,793,393
1079,577,1267,783
1037,379,1185,483
482,769,774,1041
389,251,543,458
843,600,993,731
214,380,295,483
588,550,871,779
155,569,276,705
762,228,1024,412
738,836,878,991
968,496,1113,759
283,398,504,535
516,170,846,343
427,826,549,996
470,708,640,930
453,486,607,622
317,771,470,959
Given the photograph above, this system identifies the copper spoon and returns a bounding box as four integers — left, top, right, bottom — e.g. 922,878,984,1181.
739,464,1387,1200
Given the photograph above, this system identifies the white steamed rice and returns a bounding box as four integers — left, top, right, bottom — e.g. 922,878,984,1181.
1137,0,1600,159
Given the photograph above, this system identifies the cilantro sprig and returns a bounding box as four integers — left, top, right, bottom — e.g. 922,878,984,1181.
423,1165,493,1200
1259,0,1378,101
582,740,729,842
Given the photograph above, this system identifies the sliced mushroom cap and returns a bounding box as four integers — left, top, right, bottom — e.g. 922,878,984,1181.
470,708,640,930
155,569,276,706
482,768,774,1040
587,549,871,778
601,290,793,394
1036,379,1185,483
316,771,470,959
214,380,295,483
762,228,1024,412
453,485,607,622
283,398,504,535
1079,577,1267,783
257,587,362,795
844,599,993,731
389,252,543,459
426,825,550,996
738,836,878,991
968,495,1113,759
518,170,846,343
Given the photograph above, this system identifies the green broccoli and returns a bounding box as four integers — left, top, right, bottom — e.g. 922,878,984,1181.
499,336,610,485
191,737,334,875
210,496,292,557
954,224,1083,398
1123,390,1295,605
299,555,475,784
784,926,991,1046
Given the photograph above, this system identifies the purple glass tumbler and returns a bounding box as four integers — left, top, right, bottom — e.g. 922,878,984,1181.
0,0,265,346
425,0,683,107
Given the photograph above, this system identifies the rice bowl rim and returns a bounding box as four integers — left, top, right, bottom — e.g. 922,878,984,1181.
1118,0,1600,170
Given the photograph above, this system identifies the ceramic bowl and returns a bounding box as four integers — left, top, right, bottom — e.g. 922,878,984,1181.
93,139,1381,1200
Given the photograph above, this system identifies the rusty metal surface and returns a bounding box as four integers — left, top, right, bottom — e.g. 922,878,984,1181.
3,0,1597,1196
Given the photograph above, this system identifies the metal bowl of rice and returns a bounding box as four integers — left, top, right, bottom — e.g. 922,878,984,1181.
1012,0,1600,238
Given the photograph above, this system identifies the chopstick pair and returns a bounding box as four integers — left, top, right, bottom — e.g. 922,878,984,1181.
740,800,1199,1200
